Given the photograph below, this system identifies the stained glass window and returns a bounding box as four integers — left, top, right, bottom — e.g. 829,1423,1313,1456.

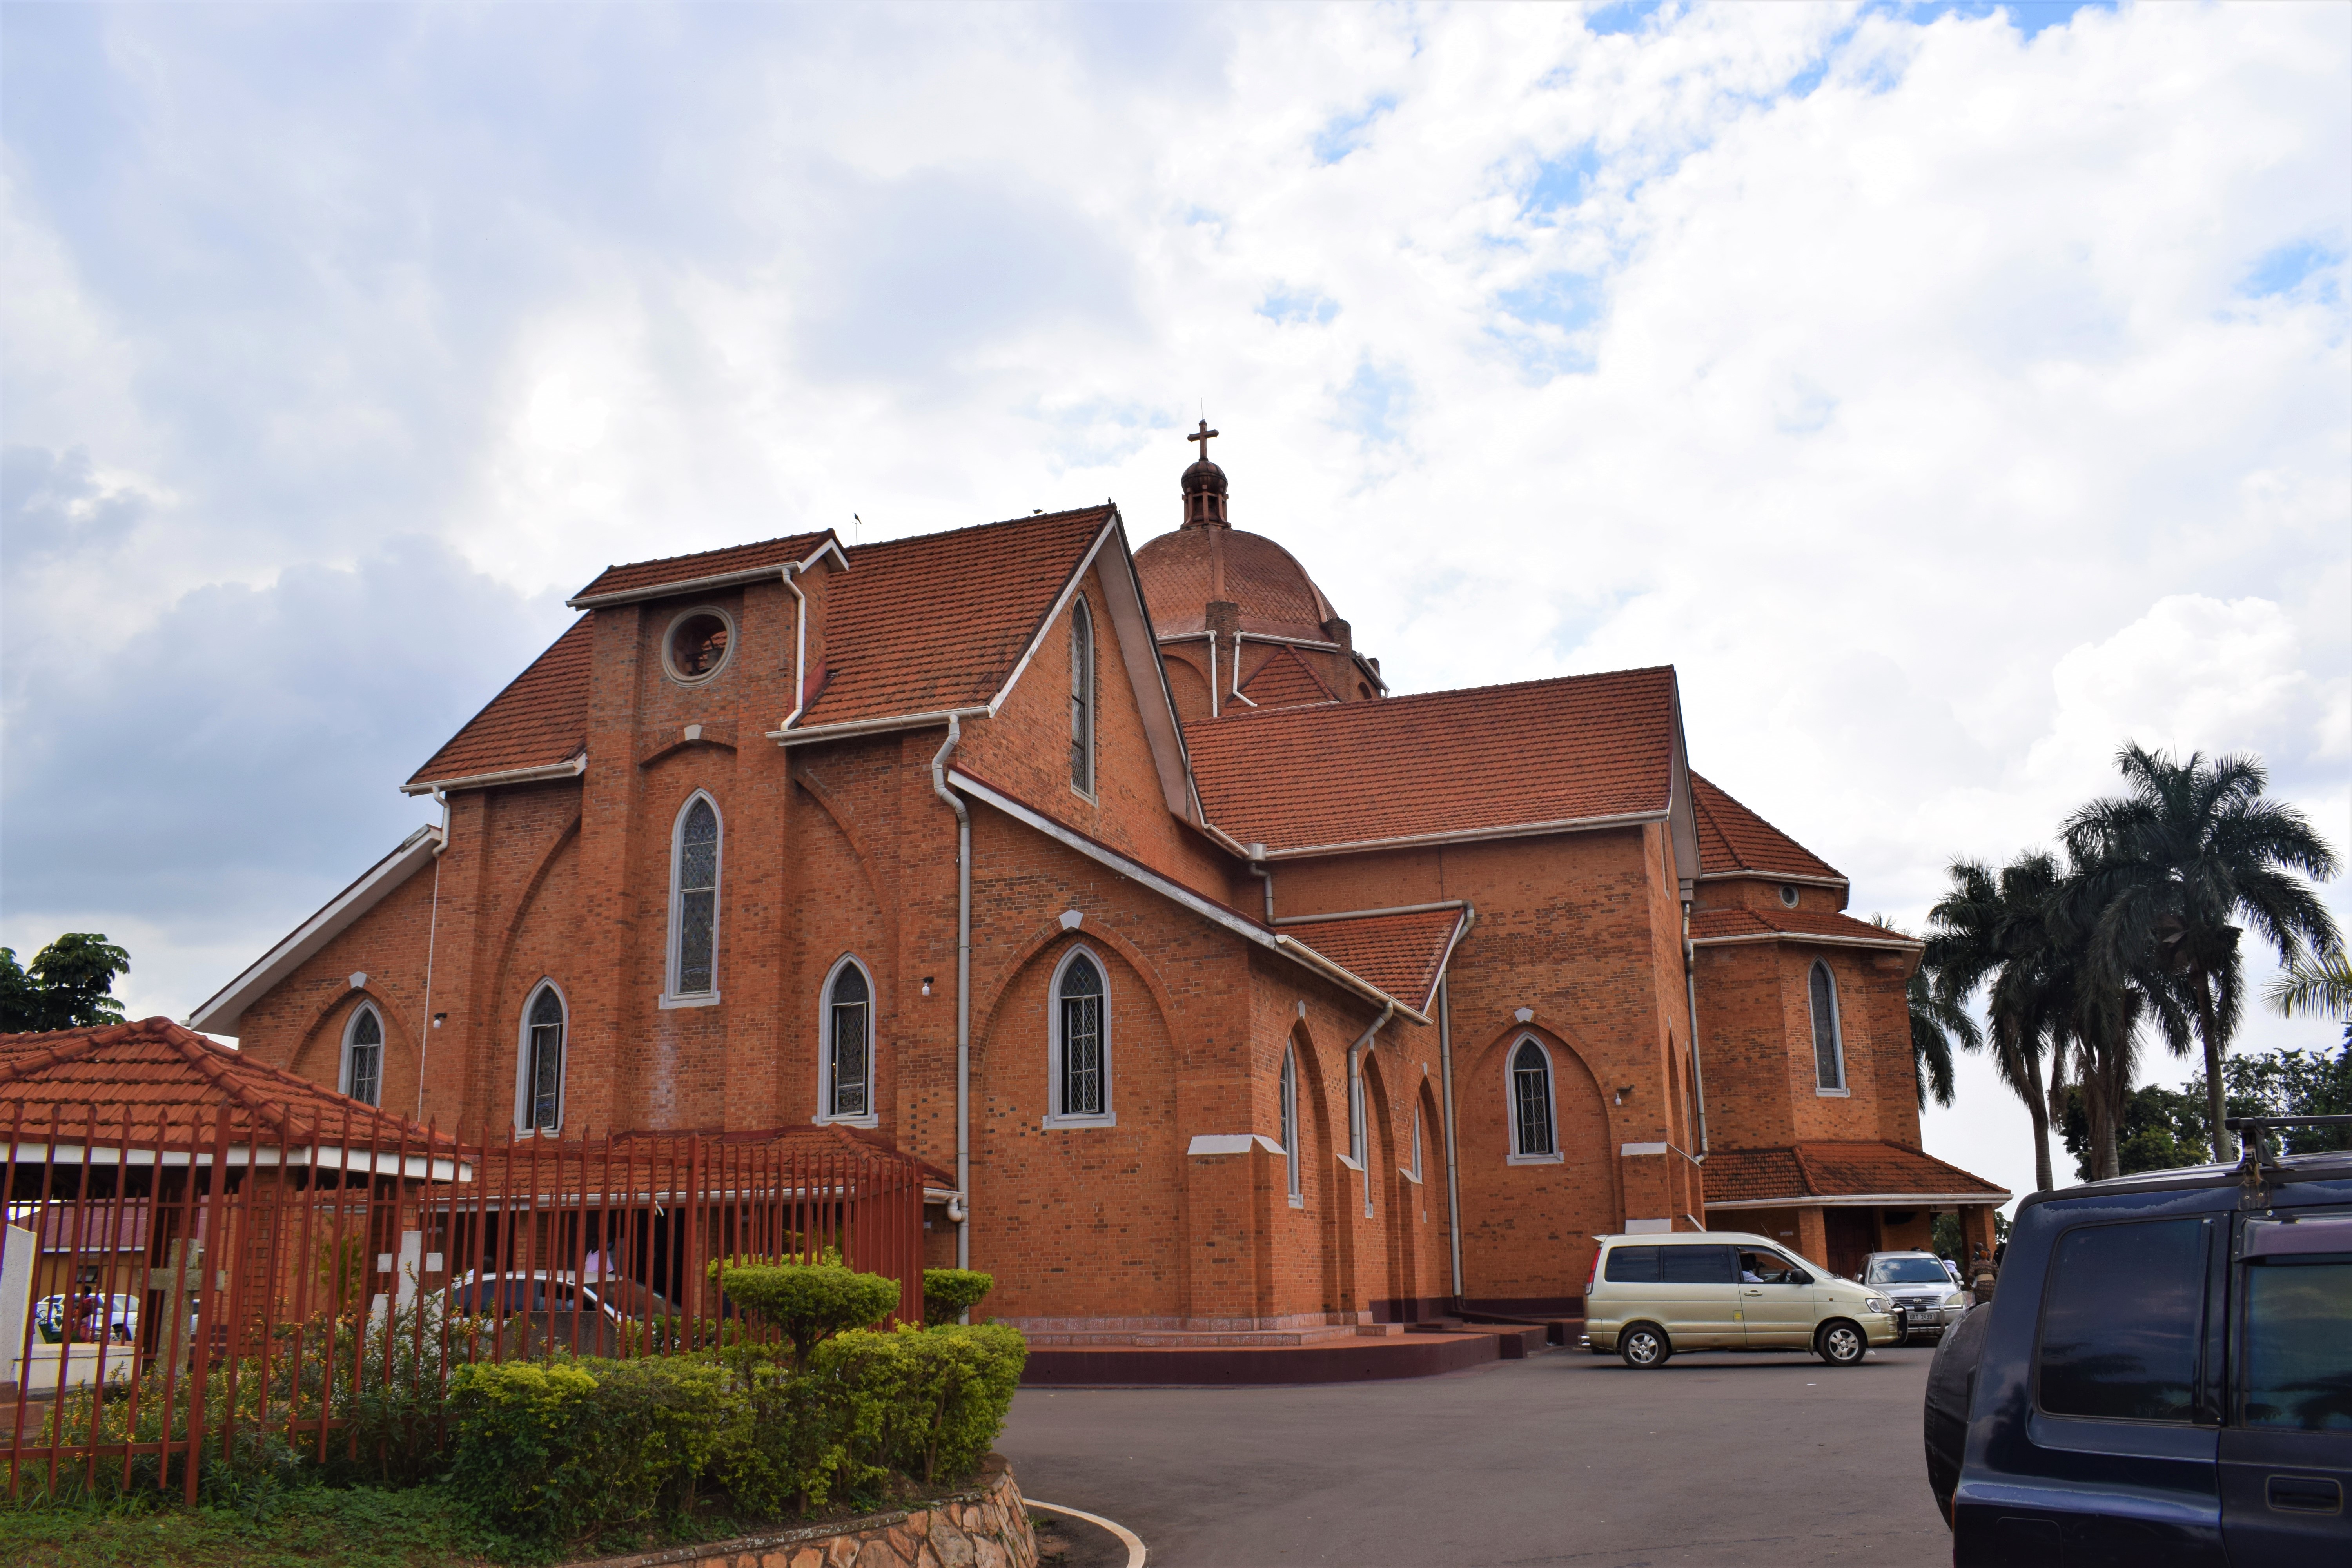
674,797,720,994
828,964,870,1118
1810,962,1844,1091
526,986,564,1131
1058,956,1104,1117
346,1006,382,1108
1512,1040,1554,1157
1069,597,1095,793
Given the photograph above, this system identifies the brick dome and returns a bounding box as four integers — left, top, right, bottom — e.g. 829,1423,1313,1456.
1134,524,1341,641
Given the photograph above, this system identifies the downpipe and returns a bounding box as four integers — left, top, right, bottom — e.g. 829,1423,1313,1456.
930,717,973,1280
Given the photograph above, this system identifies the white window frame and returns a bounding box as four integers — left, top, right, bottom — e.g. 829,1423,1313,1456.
1809,959,1849,1096
1506,1034,1564,1165
817,955,880,1128
1281,1044,1303,1207
1404,1100,1423,1185
661,790,724,1008
1069,593,1097,800
515,980,569,1135
1045,944,1115,1128
341,1002,385,1108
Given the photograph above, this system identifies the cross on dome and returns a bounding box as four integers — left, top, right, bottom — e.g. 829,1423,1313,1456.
1188,419,1219,460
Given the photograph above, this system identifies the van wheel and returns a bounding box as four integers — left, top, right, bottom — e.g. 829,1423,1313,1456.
1816,1321,1866,1366
1619,1324,1670,1368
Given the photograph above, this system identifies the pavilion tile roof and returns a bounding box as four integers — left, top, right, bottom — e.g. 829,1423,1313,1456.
1279,907,1466,1014
570,530,836,604
1690,774,1844,885
1688,906,1920,949
1239,645,1338,708
0,1017,450,1147
406,616,593,789
1704,1141,2009,1205
1185,666,1680,854
795,507,1112,729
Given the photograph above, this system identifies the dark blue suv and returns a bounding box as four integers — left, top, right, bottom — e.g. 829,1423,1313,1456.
1927,1116,2350,1566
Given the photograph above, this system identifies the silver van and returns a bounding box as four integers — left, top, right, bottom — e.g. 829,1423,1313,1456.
1583,1230,1900,1368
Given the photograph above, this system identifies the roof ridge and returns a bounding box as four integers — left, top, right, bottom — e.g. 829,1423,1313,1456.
1787,1143,1822,1197
842,503,1114,558
156,1018,292,1134
1191,664,1677,729
580,527,833,585
0,1021,130,1088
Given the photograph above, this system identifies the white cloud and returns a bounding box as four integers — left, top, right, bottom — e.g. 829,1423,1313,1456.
2,1,2345,1204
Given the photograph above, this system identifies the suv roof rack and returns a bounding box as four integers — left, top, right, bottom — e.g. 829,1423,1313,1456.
2224,1114,2352,1203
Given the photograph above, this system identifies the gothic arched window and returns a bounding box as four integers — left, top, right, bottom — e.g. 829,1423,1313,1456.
822,960,874,1122
521,984,566,1132
1810,961,1846,1093
343,1004,383,1108
1509,1038,1558,1161
1049,949,1111,1124
1281,1044,1302,1205
668,794,722,999
1069,595,1096,795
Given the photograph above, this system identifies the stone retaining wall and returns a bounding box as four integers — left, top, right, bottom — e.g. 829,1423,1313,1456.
566,1455,1038,1568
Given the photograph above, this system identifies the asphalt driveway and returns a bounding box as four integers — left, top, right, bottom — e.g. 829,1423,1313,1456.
999,1341,1951,1568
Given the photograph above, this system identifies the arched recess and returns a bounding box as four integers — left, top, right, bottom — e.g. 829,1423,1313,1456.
790,766,899,955
482,814,584,1120
1359,1050,1404,1310
290,987,422,1111
1285,1021,1344,1315
970,916,1178,1053
1463,1020,1622,1240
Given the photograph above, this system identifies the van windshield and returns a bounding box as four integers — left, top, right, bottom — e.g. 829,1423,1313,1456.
1866,1258,1951,1285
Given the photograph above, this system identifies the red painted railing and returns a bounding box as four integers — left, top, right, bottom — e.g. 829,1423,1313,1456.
0,1103,928,1501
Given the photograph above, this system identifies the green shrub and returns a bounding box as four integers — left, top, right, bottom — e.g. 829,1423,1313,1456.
708,1349,857,1519
820,1322,1027,1485
719,1261,899,1370
445,1355,728,1544
920,1268,995,1327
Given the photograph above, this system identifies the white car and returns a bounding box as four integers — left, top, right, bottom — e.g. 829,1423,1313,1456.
1859,1250,1972,1343
33,1293,138,1343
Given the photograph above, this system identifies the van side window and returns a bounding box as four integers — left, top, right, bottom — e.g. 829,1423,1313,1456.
1660,1246,1737,1284
1606,1246,1659,1283
2037,1218,2206,1423
2239,1219,2352,1432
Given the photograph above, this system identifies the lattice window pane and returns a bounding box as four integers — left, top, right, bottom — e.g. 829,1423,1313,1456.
831,996,869,1118
1060,995,1102,1115
678,889,716,993
1513,1043,1554,1156
1810,964,1841,1089
529,990,564,1130
347,1008,382,1107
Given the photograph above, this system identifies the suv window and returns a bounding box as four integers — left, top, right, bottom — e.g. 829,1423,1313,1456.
1606,1245,1737,1283
1866,1257,1950,1285
2036,1218,2206,1423
2240,1220,2352,1432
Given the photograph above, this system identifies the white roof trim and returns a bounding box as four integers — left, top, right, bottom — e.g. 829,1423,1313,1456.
565,536,848,609
1275,898,1467,926
770,706,991,747
1704,1191,2011,1210
1256,807,1668,862
946,769,1426,1024
1691,928,1922,953
9,1140,471,1182
1697,869,1848,889
189,825,444,1038
401,752,584,798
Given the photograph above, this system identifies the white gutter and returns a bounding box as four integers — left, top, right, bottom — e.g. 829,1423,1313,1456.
947,769,1425,1024
1275,899,1468,926
1703,1191,2013,1211
1347,1001,1393,1219
771,706,990,746
5,1142,472,1182
1228,630,1256,707
564,537,848,610
1690,929,1922,953
400,753,584,798
1696,870,1848,890
1208,632,1219,719
1253,806,1669,862
415,788,451,1122
930,719,973,1278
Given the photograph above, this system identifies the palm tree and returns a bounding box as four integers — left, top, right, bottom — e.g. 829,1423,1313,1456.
2263,950,2352,1021
1926,854,2068,1193
2065,745,2342,1163
1871,914,1971,1109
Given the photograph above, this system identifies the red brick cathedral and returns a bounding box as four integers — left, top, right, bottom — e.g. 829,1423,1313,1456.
196,428,2003,1338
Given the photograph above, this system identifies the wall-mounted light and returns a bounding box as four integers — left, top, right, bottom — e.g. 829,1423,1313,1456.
1614,1085,1635,1106
432,1013,448,1030
920,976,935,997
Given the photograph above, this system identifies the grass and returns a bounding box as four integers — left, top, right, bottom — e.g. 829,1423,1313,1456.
0,1482,518,1568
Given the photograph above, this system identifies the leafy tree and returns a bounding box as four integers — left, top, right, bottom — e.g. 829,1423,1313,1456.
2058,1082,2210,1182
2195,1046,2352,1156
2065,745,2341,1163
1870,915,1971,1109
0,933,132,1032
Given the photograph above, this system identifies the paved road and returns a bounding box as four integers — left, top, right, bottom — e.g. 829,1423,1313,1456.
1000,1341,1951,1568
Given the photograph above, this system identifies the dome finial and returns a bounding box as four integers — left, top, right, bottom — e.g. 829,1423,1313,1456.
1180,417,1230,528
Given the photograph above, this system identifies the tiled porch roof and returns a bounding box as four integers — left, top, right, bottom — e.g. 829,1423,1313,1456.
1703,1141,2009,1207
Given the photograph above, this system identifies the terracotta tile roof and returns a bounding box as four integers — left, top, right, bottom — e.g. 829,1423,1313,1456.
1134,526,1338,640
570,530,836,604
1690,774,1843,884
1238,645,1338,709
407,616,592,789
1279,907,1466,1014
0,1017,452,1147
796,507,1113,729
1186,666,1679,854
1688,907,1919,948
1705,1141,2008,1204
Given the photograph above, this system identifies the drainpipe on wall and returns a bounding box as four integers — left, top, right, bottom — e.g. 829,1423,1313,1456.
1684,901,1708,1158
1439,975,1464,1300
414,788,451,1122
1247,844,1273,923
778,564,811,730
929,718,973,1283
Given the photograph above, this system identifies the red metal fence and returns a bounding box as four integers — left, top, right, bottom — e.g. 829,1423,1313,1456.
0,1103,929,1501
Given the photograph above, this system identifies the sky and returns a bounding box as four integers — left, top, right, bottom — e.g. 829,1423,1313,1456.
3,0,2346,1213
